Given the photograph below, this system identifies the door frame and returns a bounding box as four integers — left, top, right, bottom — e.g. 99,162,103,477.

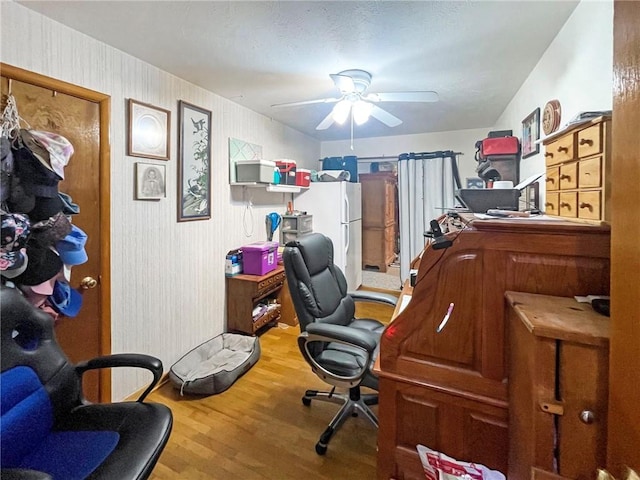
2,63,112,401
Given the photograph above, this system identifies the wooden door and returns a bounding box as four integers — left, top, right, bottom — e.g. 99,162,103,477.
1,64,111,402
609,1,640,474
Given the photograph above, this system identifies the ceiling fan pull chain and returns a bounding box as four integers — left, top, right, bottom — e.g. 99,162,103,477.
350,112,354,150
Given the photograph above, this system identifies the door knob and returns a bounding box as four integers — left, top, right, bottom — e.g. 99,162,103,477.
579,410,595,424
80,276,98,289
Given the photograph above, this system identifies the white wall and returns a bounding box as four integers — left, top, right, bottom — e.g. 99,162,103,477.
321,0,613,197
321,128,491,186
0,1,320,400
493,0,613,183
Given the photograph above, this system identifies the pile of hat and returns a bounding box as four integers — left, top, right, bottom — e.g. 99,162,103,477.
1,129,86,322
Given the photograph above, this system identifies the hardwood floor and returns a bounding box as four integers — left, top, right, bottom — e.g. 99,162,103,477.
148,296,396,480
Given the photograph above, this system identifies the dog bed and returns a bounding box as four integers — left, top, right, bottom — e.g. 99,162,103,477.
169,333,260,396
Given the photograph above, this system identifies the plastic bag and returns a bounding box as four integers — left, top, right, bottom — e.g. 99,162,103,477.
417,445,505,480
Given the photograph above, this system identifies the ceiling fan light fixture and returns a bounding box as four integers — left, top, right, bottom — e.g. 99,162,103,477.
332,99,351,125
353,100,373,125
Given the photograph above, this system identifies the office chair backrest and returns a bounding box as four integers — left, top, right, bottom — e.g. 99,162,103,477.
1,287,81,418
283,233,357,332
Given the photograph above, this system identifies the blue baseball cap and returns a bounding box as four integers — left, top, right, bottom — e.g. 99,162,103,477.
55,224,88,265
48,280,83,317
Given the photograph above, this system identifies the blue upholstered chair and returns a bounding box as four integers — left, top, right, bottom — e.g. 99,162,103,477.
0,287,173,479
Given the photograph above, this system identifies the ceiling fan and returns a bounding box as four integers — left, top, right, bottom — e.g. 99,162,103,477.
271,69,439,131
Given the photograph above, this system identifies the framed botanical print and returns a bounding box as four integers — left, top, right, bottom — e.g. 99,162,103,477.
177,100,212,221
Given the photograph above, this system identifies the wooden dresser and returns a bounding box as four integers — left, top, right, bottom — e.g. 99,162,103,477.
361,172,398,272
376,214,610,480
506,291,610,480
543,115,611,222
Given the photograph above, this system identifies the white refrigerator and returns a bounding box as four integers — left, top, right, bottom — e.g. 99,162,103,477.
294,181,362,291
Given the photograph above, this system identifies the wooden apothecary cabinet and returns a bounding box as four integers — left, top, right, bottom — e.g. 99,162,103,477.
543,115,611,223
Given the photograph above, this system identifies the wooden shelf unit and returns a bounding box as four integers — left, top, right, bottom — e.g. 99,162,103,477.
226,265,294,335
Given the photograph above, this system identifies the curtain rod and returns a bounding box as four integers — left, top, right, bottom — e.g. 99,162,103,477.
318,152,464,163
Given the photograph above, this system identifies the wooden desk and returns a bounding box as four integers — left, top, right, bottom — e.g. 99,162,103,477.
506,291,609,480
376,215,610,480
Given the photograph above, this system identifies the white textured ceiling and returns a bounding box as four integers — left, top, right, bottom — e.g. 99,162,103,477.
18,1,579,142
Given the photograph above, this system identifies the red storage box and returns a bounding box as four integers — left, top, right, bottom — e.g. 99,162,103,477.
296,168,311,187
275,160,297,185
242,242,278,275
480,136,519,158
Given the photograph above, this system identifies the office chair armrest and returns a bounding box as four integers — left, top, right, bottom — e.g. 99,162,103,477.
305,323,378,353
75,353,163,402
1,469,52,480
348,290,398,307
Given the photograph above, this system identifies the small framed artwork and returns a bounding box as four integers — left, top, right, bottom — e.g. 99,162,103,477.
178,100,212,222
135,162,166,200
127,99,171,160
521,107,541,159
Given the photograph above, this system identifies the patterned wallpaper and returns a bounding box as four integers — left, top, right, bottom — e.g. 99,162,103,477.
1,1,320,400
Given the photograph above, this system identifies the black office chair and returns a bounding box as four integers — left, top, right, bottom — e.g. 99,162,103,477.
283,233,397,455
0,287,173,480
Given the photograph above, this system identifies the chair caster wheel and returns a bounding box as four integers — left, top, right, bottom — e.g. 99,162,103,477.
302,397,311,406
315,443,327,455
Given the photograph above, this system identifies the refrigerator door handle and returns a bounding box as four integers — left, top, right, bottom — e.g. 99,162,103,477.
344,223,350,255
343,194,349,224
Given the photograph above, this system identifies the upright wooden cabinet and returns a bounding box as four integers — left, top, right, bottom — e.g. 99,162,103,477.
376,215,611,480
506,292,610,480
543,115,611,222
361,172,397,272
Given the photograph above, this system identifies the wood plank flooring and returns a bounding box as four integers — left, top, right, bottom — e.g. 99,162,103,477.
148,296,397,480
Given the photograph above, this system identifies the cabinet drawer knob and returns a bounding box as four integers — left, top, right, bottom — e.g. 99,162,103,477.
558,146,569,153
545,152,554,158
560,202,572,209
544,202,555,208
560,174,572,180
546,178,555,183
579,138,594,146
579,202,594,211
580,410,595,424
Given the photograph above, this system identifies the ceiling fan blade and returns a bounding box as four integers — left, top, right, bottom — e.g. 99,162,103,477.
330,74,356,93
271,97,341,108
315,111,336,130
369,104,403,127
363,91,439,103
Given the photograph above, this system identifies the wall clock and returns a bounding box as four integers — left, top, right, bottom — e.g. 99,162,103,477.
542,99,561,135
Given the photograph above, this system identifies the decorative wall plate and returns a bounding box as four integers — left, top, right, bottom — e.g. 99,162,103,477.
542,99,561,135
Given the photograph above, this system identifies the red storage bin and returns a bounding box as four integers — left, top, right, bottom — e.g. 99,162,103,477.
480,136,519,158
275,160,297,185
295,168,310,187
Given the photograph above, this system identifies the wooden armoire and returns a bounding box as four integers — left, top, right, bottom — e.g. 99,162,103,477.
360,172,398,272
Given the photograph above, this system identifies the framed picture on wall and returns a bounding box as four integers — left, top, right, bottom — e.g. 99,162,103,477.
135,162,166,200
521,107,541,159
127,99,171,160
177,100,212,222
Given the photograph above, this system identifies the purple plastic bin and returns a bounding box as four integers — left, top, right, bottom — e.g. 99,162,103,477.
242,242,278,276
